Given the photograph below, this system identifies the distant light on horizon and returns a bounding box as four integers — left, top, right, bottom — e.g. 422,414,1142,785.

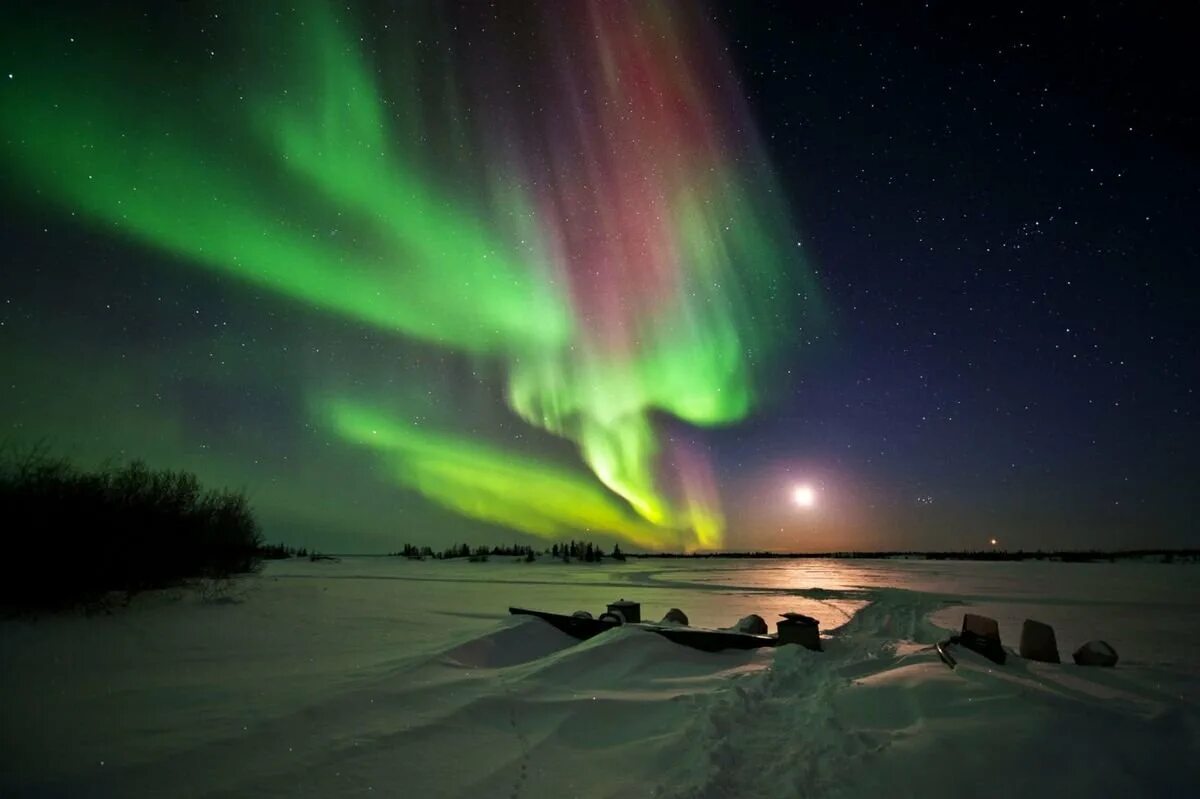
990,538,998,546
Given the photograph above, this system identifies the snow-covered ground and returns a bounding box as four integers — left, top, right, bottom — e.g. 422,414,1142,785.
2,557,1197,797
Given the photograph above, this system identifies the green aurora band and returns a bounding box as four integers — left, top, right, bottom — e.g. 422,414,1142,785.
0,1,820,549
327,399,677,551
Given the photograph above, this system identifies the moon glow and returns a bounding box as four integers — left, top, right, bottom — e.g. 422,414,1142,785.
793,484,816,508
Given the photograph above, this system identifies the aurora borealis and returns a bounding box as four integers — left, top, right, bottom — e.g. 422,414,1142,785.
0,1,813,550
3,2,1196,552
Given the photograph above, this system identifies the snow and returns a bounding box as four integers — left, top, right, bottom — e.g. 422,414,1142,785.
2,557,1197,797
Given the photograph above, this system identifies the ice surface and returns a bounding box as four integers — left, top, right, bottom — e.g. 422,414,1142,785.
1,557,1197,797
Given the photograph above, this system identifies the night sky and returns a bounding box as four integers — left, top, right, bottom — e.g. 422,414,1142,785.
2,2,1195,553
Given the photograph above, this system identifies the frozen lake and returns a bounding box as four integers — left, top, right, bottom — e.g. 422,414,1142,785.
2,557,1197,797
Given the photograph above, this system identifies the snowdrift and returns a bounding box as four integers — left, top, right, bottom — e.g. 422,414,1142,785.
1,557,1196,798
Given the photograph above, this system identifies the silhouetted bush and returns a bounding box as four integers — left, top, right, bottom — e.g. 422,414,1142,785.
0,447,263,611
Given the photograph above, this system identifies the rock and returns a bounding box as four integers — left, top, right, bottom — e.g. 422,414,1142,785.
1073,640,1118,667
959,613,1006,664
730,614,768,635
1019,619,1061,663
962,613,1000,640
572,610,593,619
606,599,641,623
776,614,821,650
780,612,819,624
660,608,689,625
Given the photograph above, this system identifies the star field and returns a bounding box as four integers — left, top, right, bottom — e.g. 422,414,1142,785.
715,2,1197,549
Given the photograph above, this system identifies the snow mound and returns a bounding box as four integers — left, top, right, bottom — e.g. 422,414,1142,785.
443,617,579,668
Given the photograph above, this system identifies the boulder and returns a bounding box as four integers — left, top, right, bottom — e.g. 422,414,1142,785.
1019,619,1061,663
660,608,689,625
730,614,768,635
776,613,821,650
607,599,641,623
959,613,1006,664
962,613,1000,640
1073,640,1118,667
572,610,593,619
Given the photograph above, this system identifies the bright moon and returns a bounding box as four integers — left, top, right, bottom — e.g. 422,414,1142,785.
793,484,816,508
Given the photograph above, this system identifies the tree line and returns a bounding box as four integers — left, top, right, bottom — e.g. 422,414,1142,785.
1,446,263,612
391,540,626,563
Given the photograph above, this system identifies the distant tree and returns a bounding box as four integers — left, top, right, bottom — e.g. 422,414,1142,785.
258,542,293,560
612,543,625,562
439,543,472,559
